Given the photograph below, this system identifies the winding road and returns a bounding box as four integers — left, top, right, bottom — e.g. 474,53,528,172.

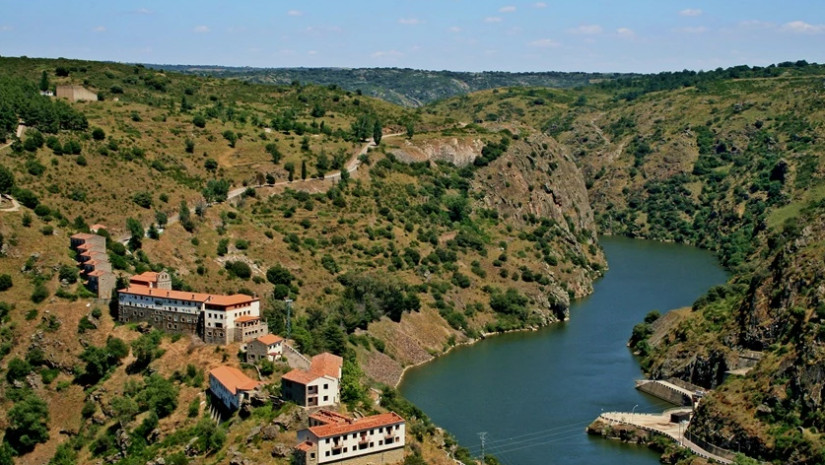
118,132,401,243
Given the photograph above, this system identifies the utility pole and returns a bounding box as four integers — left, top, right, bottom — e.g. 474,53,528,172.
284,297,293,340
478,432,487,465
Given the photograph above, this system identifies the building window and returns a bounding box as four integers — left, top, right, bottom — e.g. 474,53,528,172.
379,440,383,446
324,384,328,389
386,437,394,444
323,396,328,401
325,452,329,457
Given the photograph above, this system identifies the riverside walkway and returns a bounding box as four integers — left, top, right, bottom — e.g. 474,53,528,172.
598,409,733,464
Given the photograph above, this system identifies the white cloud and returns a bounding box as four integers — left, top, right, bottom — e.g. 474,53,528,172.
287,10,302,16
371,50,404,58
676,26,708,34
568,24,603,34
398,17,423,25
616,27,635,38
307,50,318,56
133,8,153,15
93,25,106,32
782,20,825,34
193,25,210,33
484,16,503,23
448,26,462,33
529,38,561,48
679,9,703,17
499,6,516,13
533,2,547,8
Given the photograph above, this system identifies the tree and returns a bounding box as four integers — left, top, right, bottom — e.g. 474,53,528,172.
126,217,144,250
185,138,195,153
193,418,225,455
284,162,295,182
202,179,230,203
204,158,218,173
373,119,382,144
58,264,78,284
137,374,178,418
192,115,206,128
155,210,168,227
266,264,294,286
0,165,13,194
6,392,50,453
406,121,415,140
179,200,195,232
132,191,153,209
91,127,105,141
6,357,31,382
222,130,237,148
301,160,307,180
265,143,282,164
39,71,49,92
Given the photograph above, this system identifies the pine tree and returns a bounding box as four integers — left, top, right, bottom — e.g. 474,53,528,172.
373,119,382,144
39,71,49,92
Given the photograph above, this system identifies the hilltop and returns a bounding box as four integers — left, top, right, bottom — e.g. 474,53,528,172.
159,65,632,107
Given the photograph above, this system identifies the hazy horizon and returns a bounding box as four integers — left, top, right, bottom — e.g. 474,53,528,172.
2,1,824,74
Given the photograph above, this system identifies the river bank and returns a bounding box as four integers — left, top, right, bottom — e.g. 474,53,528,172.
400,237,728,465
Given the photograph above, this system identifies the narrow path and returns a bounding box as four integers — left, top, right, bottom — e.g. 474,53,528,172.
118,133,401,243
599,410,733,464
0,194,20,212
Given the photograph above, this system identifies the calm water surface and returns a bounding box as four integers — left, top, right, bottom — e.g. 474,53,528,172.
399,237,728,465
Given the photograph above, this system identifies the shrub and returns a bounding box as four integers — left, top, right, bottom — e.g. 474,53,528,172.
192,115,206,128
31,283,49,303
58,264,79,284
0,274,11,291
5,392,50,453
91,128,105,141
132,191,153,209
225,261,252,279
266,264,294,286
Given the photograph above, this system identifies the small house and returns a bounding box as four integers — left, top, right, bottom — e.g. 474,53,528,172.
281,352,343,408
209,366,263,411
247,334,284,363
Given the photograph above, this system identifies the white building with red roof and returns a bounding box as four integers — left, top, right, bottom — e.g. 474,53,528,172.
208,366,263,411
247,334,284,363
293,410,405,465
117,271,267,344
282,353,343,408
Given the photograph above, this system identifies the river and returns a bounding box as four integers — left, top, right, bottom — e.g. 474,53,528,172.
399,237,728,465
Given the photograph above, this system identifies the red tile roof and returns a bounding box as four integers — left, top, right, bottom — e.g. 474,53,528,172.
308,412,404,439
207,294,259,307
295,442,313,452
235,315,261,323
209,366,262,395
309,409,351,426
282,368,324,384
130,271,160,283
87,270,110,277
118,286,256,308
256,334,283,345
70,233,97,240
310,353,343,378
90,224,107,231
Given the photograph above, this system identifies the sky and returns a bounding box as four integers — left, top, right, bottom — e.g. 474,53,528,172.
1,1,824,73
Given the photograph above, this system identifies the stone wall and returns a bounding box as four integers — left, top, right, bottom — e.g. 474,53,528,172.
119,305,201,336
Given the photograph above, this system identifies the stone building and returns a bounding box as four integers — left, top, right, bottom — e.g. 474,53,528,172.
70,233,114,299
246,334,284,363
294,410,405,465
56,85,97,102
117,274,267,344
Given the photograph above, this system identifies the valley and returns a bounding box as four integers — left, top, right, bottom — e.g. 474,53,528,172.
1,57,825,465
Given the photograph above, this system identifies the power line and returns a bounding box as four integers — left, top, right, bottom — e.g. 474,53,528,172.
464,418,592,450
478,432,487,465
